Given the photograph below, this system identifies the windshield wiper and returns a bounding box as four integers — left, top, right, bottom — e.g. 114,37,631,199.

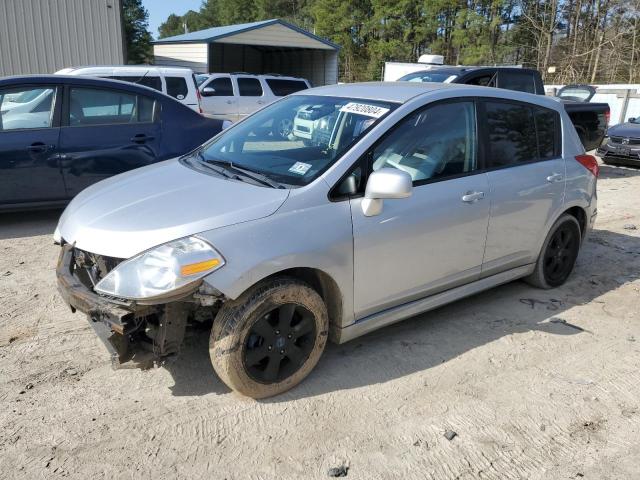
202,156,284,189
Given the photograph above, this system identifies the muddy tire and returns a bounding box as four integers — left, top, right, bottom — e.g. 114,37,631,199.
525,214,582,289
210,277,328,398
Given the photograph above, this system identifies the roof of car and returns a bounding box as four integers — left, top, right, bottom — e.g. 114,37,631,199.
55,65,194,75
403,66,537,76
295,81,467,103
0,75,169,97
295,81,563,111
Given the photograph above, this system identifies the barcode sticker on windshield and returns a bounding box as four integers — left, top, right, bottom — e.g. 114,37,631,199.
289,162,312,175
340,102,389,118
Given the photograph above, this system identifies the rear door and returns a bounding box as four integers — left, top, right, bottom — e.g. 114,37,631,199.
200,75,237,121
235,76,265,120
58,85,162,197
0,84,66,205
481,99,565,275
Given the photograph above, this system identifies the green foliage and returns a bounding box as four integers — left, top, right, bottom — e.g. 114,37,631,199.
122,0,153,64
155,0,640,83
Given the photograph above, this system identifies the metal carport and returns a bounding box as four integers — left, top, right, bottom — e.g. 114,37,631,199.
152,19,339,87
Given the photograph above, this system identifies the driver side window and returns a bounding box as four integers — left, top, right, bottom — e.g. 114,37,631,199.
371,101,477,184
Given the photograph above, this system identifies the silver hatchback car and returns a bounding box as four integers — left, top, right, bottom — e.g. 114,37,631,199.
55,82,598,398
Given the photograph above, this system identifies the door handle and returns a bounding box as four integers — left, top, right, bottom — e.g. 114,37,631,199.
461,191,485,203
257,100,265,105
27,143,52,153
546,173,564,183
226,100,234,104
131,134,154,144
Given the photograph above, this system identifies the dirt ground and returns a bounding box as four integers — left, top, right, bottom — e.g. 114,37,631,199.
1,163,640,479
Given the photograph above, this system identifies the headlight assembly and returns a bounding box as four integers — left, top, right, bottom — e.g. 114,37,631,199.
94,236,224,300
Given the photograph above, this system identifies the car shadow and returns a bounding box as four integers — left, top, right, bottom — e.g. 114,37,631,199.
0,209,62,241
165,227,640,400
598,163,640,179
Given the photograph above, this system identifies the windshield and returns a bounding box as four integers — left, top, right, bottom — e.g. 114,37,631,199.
398,71,457,83
557,87,594,102
195,74,210,87
199,95,397,186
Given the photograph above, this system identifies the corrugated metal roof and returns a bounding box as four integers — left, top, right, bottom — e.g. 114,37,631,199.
153,18,339,50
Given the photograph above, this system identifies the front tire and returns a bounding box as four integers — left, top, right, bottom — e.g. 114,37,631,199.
210,277,328,398
525,214,582,289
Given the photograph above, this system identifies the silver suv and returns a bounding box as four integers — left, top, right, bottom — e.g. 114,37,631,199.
55,82,598,398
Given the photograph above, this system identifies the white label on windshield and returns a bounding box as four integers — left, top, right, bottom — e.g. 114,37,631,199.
340,102,389,118
289,162,312,175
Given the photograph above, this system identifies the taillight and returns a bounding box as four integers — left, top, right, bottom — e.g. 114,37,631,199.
604,108,610,125
196,88,203,114
576,154,599,177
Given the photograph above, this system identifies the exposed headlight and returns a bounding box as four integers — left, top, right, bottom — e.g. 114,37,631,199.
95,236,224,300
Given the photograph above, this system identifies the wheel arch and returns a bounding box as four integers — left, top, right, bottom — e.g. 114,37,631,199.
233,267,344,343
563,205,588,239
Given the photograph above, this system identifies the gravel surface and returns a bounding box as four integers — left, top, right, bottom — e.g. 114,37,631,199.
1,163,639,479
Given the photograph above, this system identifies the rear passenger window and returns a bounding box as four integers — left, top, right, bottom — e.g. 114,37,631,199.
166,77,188,100
68,88,156,126
534,108,560,160
205,77,234,96
498,71,537,94
371,101,477,183
237,78,263,97
485,101,537,167
138,76,162,91
265,79,308,96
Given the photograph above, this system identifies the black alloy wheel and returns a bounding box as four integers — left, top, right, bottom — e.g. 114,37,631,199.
243,303,317,384
543,222,580,285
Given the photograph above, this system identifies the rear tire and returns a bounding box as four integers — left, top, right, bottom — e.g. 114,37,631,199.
210,277,328,398
525,214,582,289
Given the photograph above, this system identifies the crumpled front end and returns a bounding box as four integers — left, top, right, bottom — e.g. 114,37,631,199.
56,244,208,368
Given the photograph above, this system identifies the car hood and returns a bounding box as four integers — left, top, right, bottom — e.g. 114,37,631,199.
57,158,290,258
608,123,640,138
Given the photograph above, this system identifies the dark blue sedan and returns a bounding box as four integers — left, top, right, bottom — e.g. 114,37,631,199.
0,75,223,210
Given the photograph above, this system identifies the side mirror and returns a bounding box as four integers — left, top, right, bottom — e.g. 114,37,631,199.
361,168,412,216
629,117,636,123
201,87,216,97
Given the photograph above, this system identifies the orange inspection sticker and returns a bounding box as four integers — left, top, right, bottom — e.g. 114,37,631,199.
339,102,390,118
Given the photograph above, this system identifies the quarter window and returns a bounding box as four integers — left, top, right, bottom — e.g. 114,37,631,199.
0,86,56,131
371,101,477,183
498,71,537,94
166,77,188,100
68,88,156,126
265,79,309,96
485,101,538,167
237,78,263,97
534,108,560,160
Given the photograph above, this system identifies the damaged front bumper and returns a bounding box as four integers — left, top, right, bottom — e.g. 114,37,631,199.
56,245,190,368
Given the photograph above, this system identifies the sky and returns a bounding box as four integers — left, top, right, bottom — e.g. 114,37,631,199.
142,0,203,38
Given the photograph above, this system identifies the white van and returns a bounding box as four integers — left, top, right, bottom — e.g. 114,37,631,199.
55,66,202,113
199,74,310,124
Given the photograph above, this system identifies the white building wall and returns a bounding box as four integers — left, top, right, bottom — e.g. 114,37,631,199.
153,43,208,73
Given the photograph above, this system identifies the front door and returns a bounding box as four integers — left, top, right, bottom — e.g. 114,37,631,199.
0,85,66,205
350,100,491,319
58,85,162,197
200,75,238,121
480,99,566,275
